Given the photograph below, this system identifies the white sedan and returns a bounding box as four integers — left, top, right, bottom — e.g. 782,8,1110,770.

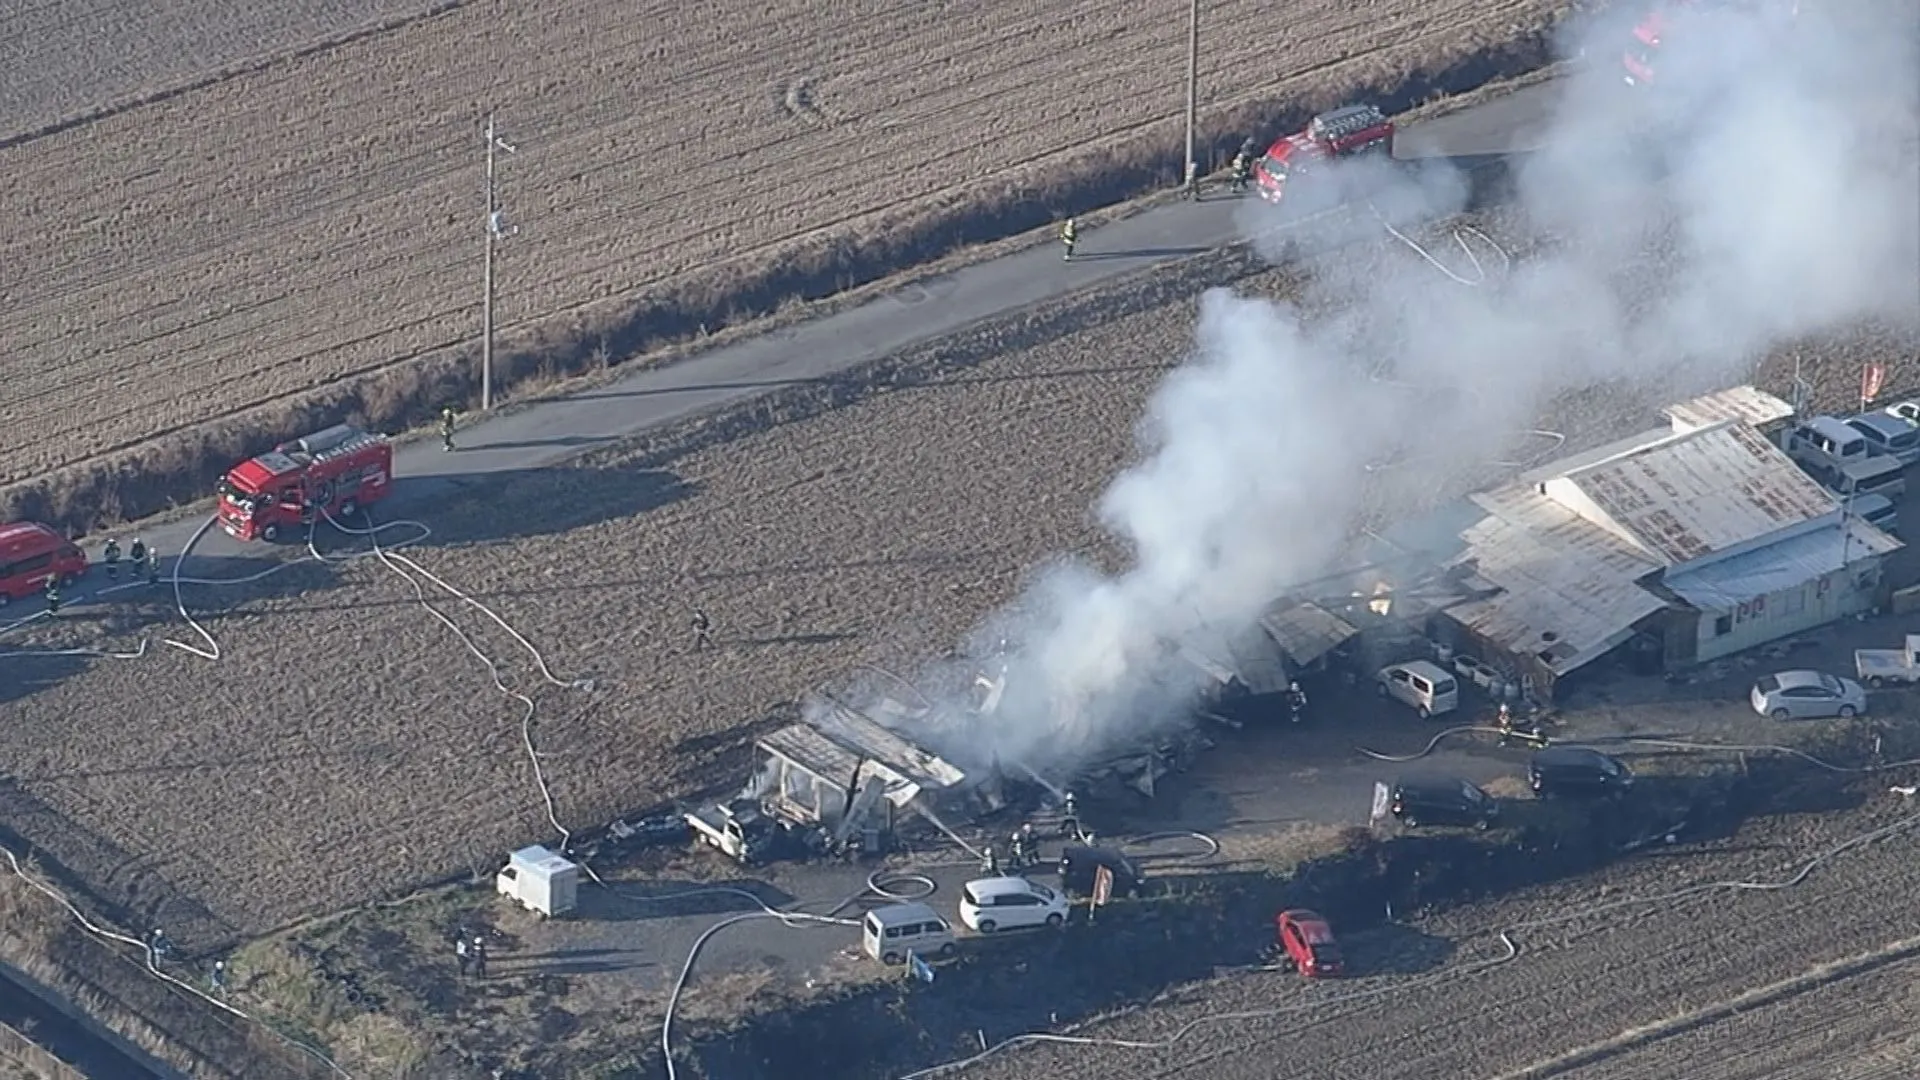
958,876,1070,933
1750,670,1868,720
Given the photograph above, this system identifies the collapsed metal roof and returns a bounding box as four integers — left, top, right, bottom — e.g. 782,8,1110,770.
1547,421,1838,564
805,696,968,791
756,723,924,808
1448,486,1668,676
1260,601,1361,667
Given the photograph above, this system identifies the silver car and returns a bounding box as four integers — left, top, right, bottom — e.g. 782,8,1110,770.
1750,670,1868,720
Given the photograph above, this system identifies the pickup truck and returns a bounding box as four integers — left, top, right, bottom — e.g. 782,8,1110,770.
1855,634,1920,688
685,798,781,864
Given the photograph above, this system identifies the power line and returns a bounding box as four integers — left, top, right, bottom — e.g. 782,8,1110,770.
481,111,520,412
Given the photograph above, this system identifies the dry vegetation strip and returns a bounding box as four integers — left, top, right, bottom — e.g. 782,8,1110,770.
0,0,1567,533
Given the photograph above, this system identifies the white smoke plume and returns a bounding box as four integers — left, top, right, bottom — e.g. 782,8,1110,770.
914,0,1919,779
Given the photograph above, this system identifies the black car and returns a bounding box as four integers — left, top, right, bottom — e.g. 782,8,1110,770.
1057,844,1145,898
1529,746,1635,799
1389,777,1499,830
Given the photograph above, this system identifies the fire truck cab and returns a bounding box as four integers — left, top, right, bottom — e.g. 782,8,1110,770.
217,424,394,542
1253,104,1395,205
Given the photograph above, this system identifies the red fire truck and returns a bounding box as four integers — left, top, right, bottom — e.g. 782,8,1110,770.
1623,0,1799,87
1252,104,1396,206
216,424,394,542
0,522,88,606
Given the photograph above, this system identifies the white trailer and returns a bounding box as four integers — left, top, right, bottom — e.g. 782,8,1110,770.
495,845,581,917
1855,634,1920,687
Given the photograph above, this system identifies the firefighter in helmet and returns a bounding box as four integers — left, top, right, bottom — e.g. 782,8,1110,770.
43,576,61,614
102,537,121,580
1229,145,1253,194
440,406,458,452
128,536,147,567
1059,218,1078,262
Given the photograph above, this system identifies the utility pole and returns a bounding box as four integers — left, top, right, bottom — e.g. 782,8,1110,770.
481,112,519,412
1183,0,1200,196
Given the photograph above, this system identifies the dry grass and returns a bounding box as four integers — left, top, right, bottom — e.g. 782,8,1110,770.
0,0,1573,535
0,869,327,1079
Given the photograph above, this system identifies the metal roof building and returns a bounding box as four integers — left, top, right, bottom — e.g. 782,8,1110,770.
1445,486,1667,678
1539,420,1838,566
1443,412,1902,697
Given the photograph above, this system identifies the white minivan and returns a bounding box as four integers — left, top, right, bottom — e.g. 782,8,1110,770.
1376,660,1460,719
862,902,956,965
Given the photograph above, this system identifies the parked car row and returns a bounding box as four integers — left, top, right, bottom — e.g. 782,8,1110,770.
1388,744,1636,832
1784,406,1919,535
860,845,1148,965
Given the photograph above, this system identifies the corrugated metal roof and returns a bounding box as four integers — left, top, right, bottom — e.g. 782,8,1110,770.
1561,421,1837,563
758,724,864,785
1449,488,1668,676
1663,385,1796,433
1260,602,1360,666
810,701,967,789
1663,519,1904,610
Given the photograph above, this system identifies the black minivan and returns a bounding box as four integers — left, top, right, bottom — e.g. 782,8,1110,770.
1389,777,1500,830
1529,746,1635,799
1057,844,1145,898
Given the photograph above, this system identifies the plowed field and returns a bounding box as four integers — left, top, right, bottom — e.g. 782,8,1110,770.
0,0,1564,488
953,792,1920,1080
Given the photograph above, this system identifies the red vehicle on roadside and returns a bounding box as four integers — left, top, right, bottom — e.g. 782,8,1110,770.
1623,0,1800,86
1274,909,1344,978
0,522,88,606
216,424,393,542
1252,104,1396,206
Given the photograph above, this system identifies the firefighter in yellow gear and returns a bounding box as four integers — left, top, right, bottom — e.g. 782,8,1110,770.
440,407,458,452
1060,218,1078,262
1229,151,1252,193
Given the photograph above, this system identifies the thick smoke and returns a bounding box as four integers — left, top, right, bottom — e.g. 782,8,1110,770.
917,0,1920,778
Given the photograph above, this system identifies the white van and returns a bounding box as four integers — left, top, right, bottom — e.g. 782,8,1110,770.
1788,416,1870,483
862,902,956,965
1376,660,1460,719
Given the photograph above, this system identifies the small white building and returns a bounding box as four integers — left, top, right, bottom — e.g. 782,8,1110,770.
1440,416,1902,699
496,845,581,917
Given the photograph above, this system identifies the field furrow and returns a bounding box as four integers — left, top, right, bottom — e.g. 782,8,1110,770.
0,0,1563,485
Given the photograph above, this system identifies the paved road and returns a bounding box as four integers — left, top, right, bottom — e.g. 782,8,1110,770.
0,77,1566,625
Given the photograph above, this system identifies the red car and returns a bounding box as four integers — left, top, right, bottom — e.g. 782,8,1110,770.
1275,909,1344,978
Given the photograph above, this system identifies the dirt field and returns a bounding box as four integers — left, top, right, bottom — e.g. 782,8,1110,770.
1,207,1913,953
952,788,1920,1080
0,0,1567,494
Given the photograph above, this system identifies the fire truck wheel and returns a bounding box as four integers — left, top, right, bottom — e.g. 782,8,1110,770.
62,572,82,587
0,592,10,607
261,523,281,543
337,499,359,521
